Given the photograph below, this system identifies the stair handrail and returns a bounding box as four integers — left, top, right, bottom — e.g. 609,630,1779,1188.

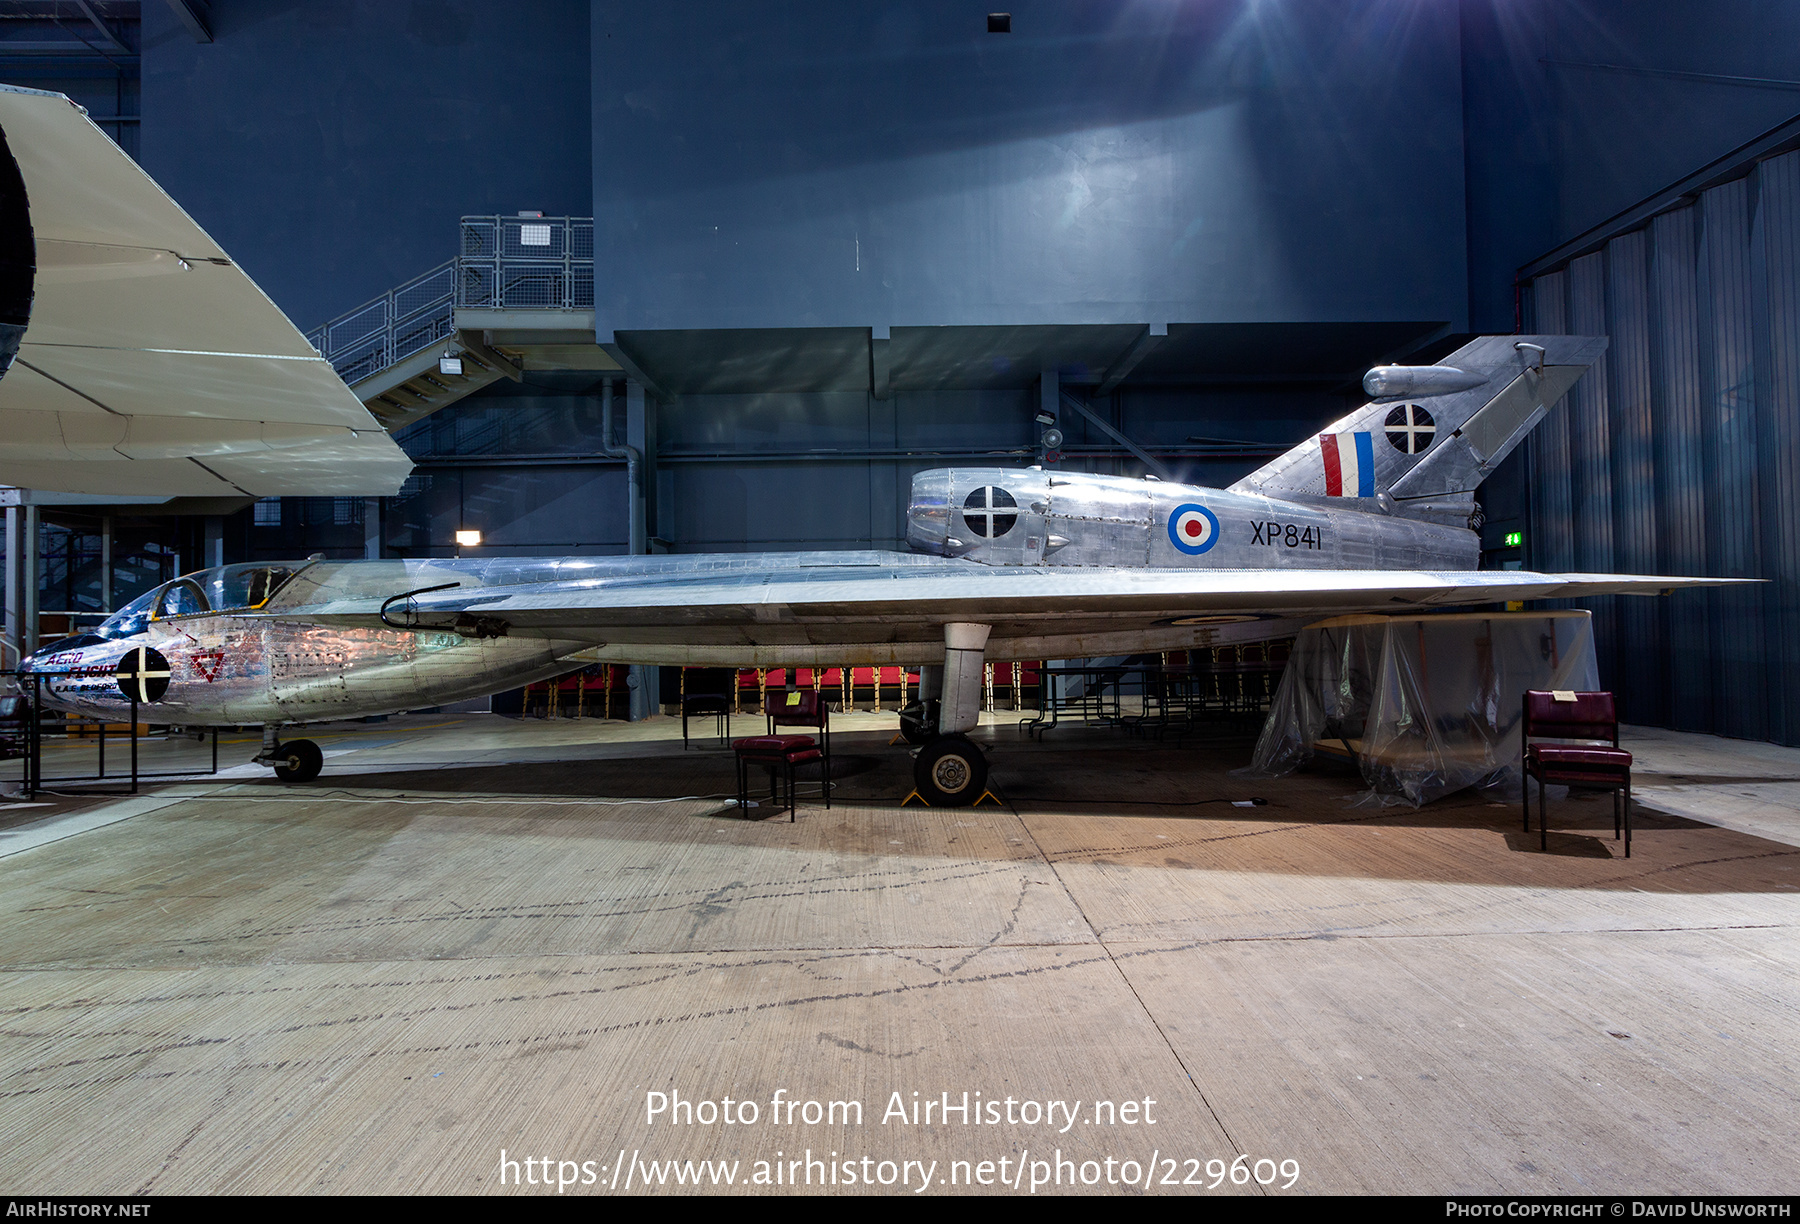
306,215,596,383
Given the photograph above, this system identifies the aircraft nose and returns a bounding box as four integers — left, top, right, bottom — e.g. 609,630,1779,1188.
20,638,77,671
14,643,54,689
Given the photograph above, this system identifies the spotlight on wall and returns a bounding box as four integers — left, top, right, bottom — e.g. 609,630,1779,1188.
1034,410,1056,425
454,529,482,548
988,13,1011,33
1040,427,1064,451
438,353,464,376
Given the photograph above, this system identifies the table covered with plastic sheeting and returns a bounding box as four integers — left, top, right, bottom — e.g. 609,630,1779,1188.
1245,611,1600,805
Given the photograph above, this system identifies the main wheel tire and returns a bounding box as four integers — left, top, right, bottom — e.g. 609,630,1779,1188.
913,734,987,806
273,738,323,783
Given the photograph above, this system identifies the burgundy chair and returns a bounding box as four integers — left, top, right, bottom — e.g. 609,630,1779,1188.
766,688,831,773
732,734,826,821
1521,691,1632,857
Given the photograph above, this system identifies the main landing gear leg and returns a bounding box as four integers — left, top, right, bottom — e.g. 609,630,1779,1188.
897,664,942,746
909,624,991,806
254,724,323,783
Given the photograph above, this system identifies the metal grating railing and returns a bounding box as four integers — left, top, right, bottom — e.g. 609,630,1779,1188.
456,215,595,310
307,216,595,383
305,260,457,386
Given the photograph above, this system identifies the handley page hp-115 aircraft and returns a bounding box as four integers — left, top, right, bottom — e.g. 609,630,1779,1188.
20,334,1747,804
0,78,1738,804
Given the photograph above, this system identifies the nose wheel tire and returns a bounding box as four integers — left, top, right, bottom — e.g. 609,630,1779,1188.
272,738,323,783
912,734,987,806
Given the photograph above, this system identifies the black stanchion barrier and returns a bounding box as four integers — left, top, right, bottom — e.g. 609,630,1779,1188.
3,669,220,798
1019,658,1285,744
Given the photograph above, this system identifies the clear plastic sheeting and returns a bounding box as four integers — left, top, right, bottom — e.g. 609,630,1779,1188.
1247,611,1599,805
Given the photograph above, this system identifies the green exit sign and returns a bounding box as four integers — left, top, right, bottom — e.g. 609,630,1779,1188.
1504,531,1523,548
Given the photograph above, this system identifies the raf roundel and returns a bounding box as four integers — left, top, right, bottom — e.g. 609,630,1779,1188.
1168,503,1221,555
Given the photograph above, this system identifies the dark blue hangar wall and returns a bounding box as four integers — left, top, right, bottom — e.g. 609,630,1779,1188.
1461,0,1800,334
1462,0,1800,746
139,0,593,332
1520,144,1800,749
134,0,1478,559
591,1,1470,332
576,1,1474,560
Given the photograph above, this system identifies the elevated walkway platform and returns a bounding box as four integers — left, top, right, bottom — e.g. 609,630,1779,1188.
306,217,620,432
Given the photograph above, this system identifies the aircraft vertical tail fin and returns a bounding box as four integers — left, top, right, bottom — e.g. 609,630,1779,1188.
1228,335,1608,522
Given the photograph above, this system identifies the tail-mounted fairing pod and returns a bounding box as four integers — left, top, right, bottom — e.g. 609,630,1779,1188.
1363,365,1490,400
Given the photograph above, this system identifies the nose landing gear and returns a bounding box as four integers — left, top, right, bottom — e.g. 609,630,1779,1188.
272,739,323,782
255,726,322,782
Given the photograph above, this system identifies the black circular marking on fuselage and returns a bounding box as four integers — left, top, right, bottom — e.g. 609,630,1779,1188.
1384,403,1436,454
961,486,1018,538
115,646,171,703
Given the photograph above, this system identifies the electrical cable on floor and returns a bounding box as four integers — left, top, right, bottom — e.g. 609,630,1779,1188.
33,788,743,807
31,779,849,807
1008,796,1268,808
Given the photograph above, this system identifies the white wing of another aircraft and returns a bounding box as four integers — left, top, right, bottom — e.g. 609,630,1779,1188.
0,84,411,497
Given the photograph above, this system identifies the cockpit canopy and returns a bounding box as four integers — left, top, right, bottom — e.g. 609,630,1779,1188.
92,562,305,640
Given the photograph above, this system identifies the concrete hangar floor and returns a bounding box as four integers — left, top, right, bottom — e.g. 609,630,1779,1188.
0,711,1795,1196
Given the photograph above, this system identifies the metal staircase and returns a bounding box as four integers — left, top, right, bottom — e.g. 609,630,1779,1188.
306,216,617,432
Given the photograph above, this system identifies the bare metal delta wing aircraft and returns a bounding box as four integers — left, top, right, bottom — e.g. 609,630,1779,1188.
0,84,1740,805
20,333,1744,804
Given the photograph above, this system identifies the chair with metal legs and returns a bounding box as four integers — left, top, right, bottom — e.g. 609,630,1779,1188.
1521,690,1633,857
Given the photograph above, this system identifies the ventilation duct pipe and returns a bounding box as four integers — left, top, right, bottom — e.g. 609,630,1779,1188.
600,380,644,555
